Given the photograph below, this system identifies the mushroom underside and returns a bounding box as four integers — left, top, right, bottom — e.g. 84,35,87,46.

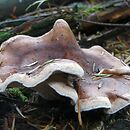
0,19,130,114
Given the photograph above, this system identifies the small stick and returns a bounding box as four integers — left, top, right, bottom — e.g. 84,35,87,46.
115,94,130,101
27,65,41,75
25,61,38,67
81,20,130,27
15,104,27,118
11,113,15,130
74,80,85,129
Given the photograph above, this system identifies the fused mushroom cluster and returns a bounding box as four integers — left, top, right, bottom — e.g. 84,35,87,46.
0,19,130,114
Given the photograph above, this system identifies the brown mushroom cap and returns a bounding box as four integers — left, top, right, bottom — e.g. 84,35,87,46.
0,19,130,114
77,47,130,114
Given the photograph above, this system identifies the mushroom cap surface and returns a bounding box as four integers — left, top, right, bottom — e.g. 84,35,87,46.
0,19,130,114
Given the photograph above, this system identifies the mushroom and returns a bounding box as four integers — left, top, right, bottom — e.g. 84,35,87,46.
0,19,130,114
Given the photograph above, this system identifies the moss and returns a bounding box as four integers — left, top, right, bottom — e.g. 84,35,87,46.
86,4,103,15
74,3,103,17
72,3,103,23
0,31,14,43
7,88,29,102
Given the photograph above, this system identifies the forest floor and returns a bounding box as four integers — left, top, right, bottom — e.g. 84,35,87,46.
0,1,130,130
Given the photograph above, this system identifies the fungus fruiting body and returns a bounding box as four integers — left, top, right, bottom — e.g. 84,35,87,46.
0,19,130,114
